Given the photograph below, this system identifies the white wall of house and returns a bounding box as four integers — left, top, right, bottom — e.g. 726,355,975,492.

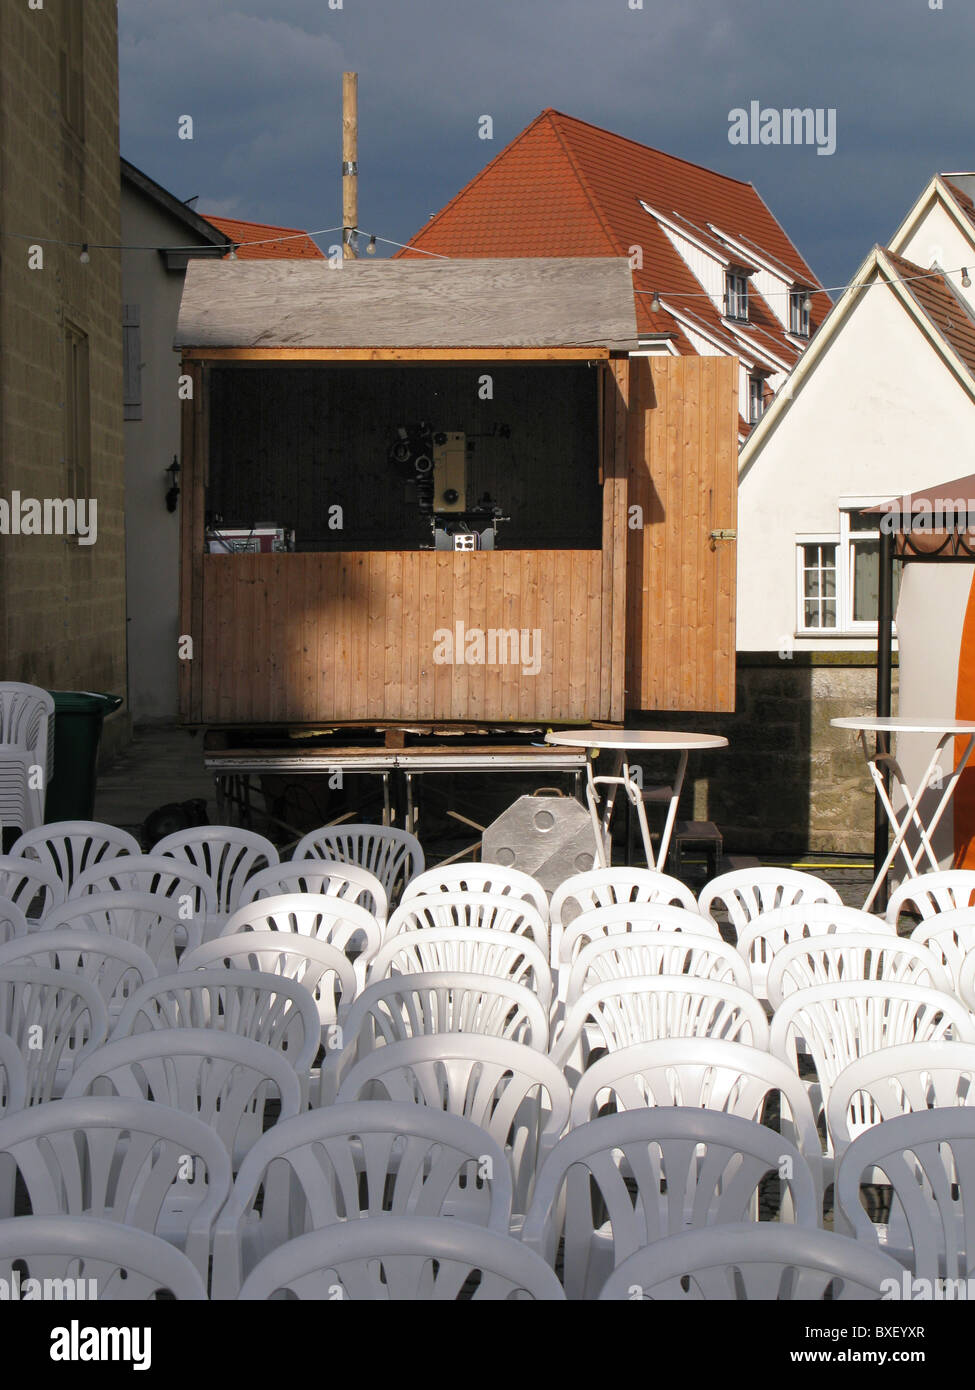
893,197,975,317
737,280,975,652
120,190,194,722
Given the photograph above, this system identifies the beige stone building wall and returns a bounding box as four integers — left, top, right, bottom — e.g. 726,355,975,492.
0,0,128,756
629,656,894,857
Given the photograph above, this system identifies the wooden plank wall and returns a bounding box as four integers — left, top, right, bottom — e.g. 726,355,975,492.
625,356,738,713
193,550,614,724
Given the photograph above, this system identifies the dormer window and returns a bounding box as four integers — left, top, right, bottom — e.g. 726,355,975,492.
748,374,765,424
725,270,749,321
790,288,811,337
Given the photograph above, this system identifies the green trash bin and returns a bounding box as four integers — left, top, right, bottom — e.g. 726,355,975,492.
45,691,123,822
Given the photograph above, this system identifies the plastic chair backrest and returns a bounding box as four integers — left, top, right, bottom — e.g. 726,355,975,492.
597,1223,902,1300
237,1215,564,1301
152,827,279,915
240,861,387,924
9,822,140,890
0,1215,207,1300
45,891,201,972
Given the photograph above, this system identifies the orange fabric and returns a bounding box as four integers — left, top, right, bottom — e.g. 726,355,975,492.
954,569,975,867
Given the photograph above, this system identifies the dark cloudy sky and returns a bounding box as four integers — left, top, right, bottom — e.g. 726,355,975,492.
119,0,973,292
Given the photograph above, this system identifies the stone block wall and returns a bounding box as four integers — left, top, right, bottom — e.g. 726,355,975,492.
624,654,895,856
0,0,128,760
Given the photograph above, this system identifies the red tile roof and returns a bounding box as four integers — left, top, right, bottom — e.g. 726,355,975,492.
396,108,826,360
883,248,975,381
202,215,324,259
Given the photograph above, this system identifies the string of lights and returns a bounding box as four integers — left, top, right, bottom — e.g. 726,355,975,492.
636,259,975,313
3,222,970,296
1,224,449,258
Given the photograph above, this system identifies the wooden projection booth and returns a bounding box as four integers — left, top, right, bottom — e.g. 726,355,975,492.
175,258,738,727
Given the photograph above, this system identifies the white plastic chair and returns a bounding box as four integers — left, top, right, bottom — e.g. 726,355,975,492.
9,820,141,890
152,825,279,930
0,1034,26,1115
0,1215,207,1300
239,860,388,926
0,1096,231,1279
181,933,355,1031
111,968,320,1093
522,1109,820,1300
951,950,975,1015
0,854,65,925
64,1028,303,1169
569,1037,823,1203
69,852,216,925
549,868,700,970
737,902,894,1003
835,1108,975,1281
770,981,975,1135
557,902,720,1005
323,971,550,1104
827,1041,975,1163
0,896,28,948
220,894,381,990
211,1102,513,1299
180,932,354,1113
767,932,952,1010
385,891,550,965
44,891,201,973
0,964,107,1103
335,1034,571,1216
597,1223,902,1300
293,823,423,904
550,976,770,1078
699,867,841,943
911,909,975,993
0,930,156,1021
564,929,751,1007
367,927,552,1011
886,869,975,926
0,683,53,834
237,1216,564,1301
401,862,548,919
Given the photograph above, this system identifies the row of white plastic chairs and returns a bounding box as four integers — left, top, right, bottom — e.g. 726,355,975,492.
5,859,975,1144
5,924,975,1226
6,881,975,1123
2,1077,968,1299
7,870,975,1015
6,816,975,940
4,814,975,931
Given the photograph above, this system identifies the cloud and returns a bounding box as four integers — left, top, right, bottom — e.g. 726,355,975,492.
119,0,975,285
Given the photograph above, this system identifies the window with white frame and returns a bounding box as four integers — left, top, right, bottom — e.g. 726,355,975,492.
748,375,765,425
725,270,749,321
796,502,902,634
789,288,811,337
798,539,838,630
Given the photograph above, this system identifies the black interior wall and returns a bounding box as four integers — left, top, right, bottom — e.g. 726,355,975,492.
206,363,601,550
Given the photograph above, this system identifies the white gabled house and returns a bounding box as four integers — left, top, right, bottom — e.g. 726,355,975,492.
738,173,975,657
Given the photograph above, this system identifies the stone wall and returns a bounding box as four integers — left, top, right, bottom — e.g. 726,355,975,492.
624,654,896,856
0,0,128,759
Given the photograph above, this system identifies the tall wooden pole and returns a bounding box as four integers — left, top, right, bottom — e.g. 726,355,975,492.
342,72,358,260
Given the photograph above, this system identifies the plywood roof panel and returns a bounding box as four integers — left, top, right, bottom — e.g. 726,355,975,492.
175,256,640,352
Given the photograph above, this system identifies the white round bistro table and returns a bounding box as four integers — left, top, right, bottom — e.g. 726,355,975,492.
832,716,975,911
545,730,729,871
